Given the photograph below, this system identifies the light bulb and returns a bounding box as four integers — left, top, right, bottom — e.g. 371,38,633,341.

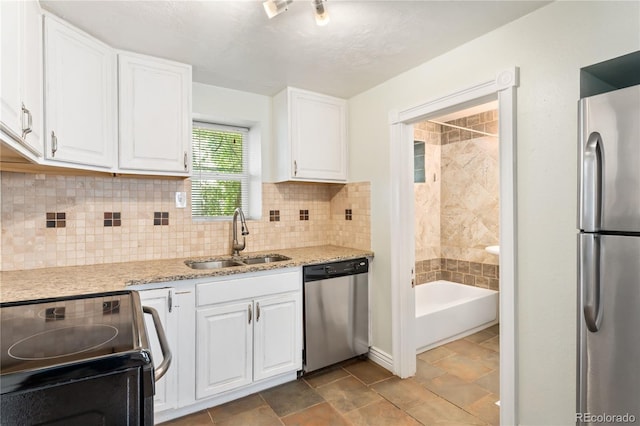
314,0,330,26
263,0,292,19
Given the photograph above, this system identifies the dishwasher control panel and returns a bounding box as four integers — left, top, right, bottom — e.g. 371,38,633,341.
303,258,369,282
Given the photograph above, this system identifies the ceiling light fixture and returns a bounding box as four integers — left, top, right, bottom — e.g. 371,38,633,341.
263,0,330,26
263,0,293,19
313,0,330,26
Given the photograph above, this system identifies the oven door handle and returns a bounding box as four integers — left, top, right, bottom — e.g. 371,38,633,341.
142,305,172,382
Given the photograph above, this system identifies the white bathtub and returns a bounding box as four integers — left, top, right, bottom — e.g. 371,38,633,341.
415,280,498,353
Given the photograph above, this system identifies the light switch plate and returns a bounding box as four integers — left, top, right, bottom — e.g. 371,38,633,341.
175,192,187,208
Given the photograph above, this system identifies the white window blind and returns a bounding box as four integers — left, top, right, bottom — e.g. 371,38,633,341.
191,122,249,219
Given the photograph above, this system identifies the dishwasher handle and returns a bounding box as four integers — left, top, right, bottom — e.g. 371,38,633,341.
142,305,172,382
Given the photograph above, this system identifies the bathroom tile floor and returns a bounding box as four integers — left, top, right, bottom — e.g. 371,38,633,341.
161,325,499,426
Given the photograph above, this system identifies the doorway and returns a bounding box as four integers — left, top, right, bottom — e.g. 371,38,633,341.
388,68,518,424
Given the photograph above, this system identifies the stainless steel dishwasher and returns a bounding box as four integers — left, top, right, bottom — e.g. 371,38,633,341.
303,258,369,373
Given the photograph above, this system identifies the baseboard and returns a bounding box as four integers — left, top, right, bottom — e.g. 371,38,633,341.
367,346,393,372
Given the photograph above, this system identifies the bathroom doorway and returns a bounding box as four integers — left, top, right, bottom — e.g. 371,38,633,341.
412,103,501,424
388,68,518,424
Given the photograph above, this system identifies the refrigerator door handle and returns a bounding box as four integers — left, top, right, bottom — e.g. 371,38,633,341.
581,234,602,332
581,132,603,232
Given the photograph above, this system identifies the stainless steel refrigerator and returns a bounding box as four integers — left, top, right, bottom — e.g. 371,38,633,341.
578,84,640,425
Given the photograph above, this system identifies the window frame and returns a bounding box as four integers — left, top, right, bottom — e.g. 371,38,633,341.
191,121,252,221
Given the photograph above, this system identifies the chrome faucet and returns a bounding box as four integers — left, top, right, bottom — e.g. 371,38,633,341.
232,207,249,256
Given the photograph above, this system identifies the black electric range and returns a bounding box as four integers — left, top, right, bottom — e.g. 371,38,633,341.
0,290,157,425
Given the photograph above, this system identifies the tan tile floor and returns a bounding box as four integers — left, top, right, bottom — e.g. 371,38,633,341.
161,325,499,425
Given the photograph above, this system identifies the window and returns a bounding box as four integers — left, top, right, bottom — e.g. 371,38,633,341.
414,141,426,183
191,122,249,219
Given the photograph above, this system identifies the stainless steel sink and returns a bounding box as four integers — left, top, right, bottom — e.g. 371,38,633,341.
241,254,291,265
185,259,245,269
185,254,290,270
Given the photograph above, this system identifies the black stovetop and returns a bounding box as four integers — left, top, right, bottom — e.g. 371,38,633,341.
0,291,149,392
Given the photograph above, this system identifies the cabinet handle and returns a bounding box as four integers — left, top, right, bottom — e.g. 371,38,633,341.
248,304,252,324
21,103,32,138
142,306,172,382
256,302,261,322
184,152,188,171
168,289,173,313
294,160,298,176
51,131,58,157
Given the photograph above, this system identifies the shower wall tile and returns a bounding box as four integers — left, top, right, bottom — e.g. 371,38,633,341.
415,257,500,290
415,127,441,261
0,172,370,271
414,109,499,270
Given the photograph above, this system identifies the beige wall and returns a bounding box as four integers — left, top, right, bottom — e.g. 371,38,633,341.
348,2,639,423
0,172,370,271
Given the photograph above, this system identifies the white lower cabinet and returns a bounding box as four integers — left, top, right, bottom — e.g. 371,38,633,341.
133,267,302,423
196,300,253,397
253,294,301,381
137,288,179,414
196,291,302,399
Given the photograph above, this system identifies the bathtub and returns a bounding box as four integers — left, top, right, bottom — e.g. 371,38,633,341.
415,280,498,353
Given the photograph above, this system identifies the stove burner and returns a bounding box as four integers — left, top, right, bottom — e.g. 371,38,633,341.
7,325,119,361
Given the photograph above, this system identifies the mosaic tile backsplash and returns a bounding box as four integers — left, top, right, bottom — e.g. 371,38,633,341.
0,172,371,271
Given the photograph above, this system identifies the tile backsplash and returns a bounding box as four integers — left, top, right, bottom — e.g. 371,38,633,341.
0,172,371,271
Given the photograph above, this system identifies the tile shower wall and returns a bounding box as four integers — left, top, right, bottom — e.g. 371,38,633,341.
414,110,499,289
415,258,499,290
414,121,441,261
0,172,370,271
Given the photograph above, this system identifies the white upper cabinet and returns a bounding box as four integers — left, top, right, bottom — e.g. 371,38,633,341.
0,0,44,157
118,52,192,175
272,87,347,183
44,15,116,168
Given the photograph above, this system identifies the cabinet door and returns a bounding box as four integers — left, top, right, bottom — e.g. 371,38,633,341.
44,16,116,168
1,0,43,157
253,292,302,381
21,0,43,155
118,52,191,174
290,90,347,181
1,0,24,137
138,288,178,413
196,301,252,399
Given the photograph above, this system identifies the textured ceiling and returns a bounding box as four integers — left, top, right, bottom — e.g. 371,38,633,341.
40,0,550,98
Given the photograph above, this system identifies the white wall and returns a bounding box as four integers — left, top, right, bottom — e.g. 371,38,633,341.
192,81,272,174
192,82,273,218
348,2,639,424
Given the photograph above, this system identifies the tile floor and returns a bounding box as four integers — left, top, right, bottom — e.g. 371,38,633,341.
162,325,499,426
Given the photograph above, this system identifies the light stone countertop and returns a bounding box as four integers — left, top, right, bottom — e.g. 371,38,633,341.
0,245,373,303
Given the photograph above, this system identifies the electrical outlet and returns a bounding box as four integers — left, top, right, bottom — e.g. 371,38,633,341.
175,192,187,208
